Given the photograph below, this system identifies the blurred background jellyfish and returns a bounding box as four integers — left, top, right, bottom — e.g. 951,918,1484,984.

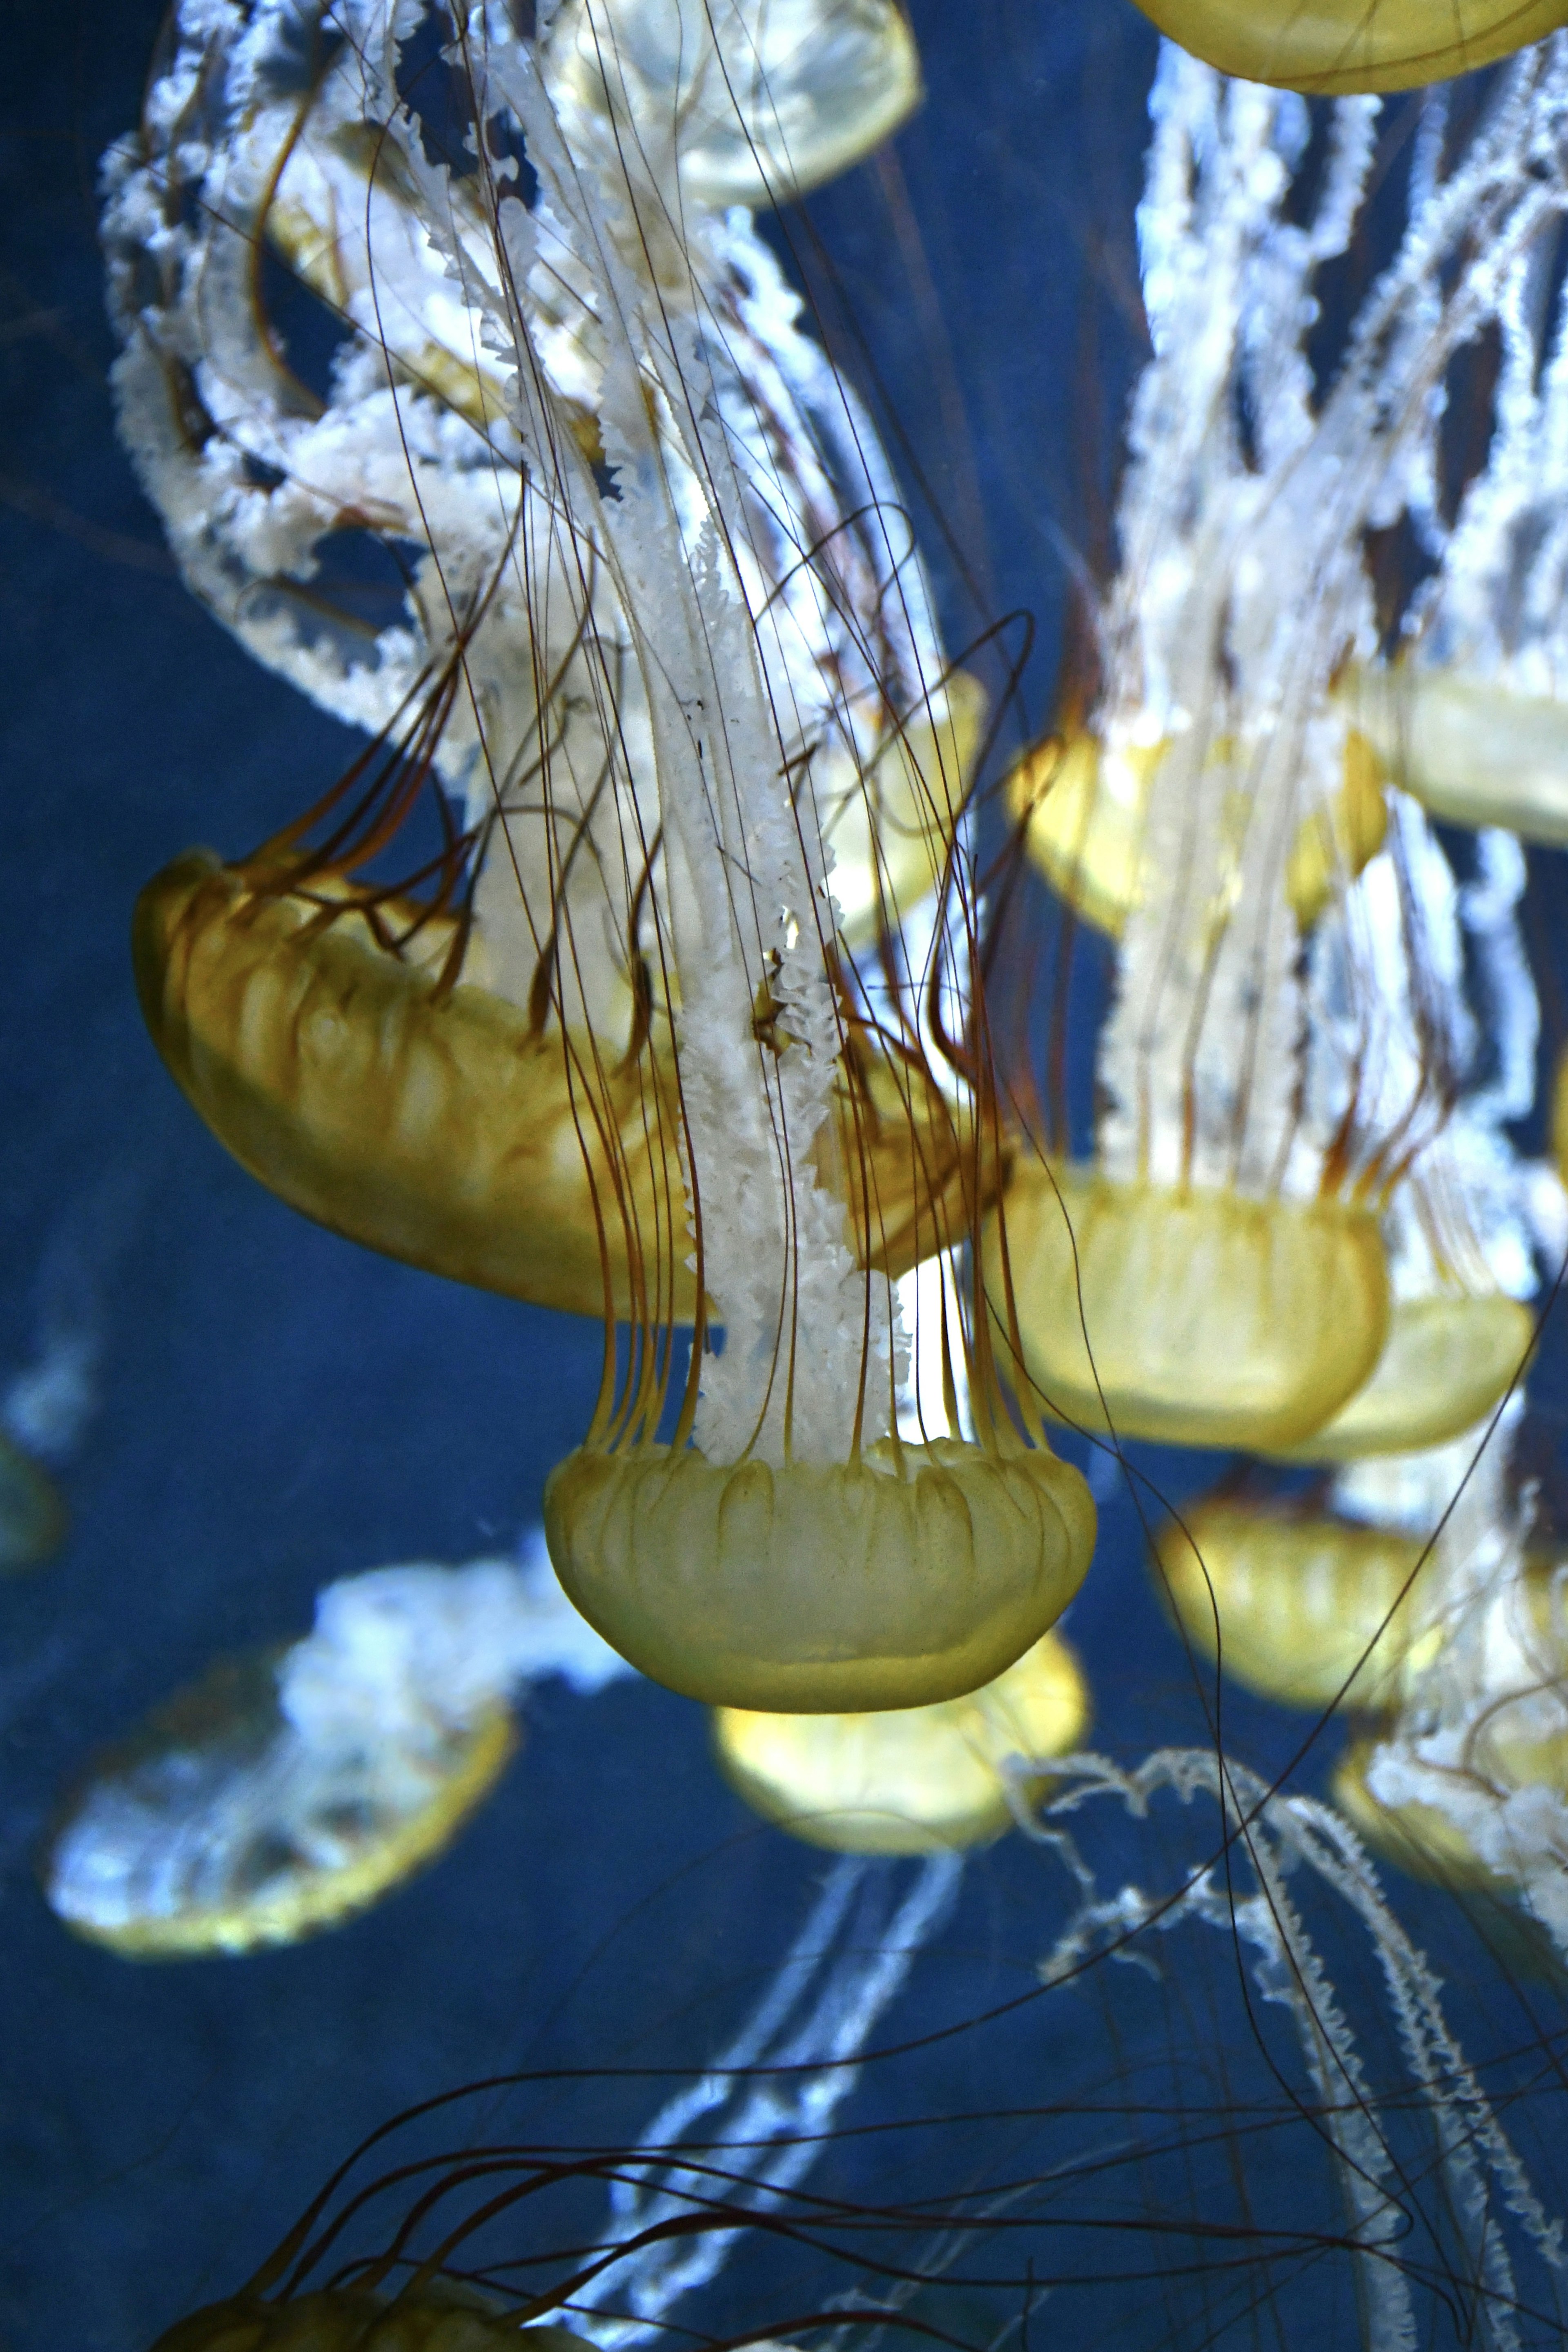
996,43,1568,1474
45,1536,629,1956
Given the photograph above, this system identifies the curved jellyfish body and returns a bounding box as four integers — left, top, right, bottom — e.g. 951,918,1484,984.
987,1168,1389,1452
1267,1291,1535,1463
134,846,971,1319
1131,0,1568,92
712,1628,1089,1849
546,1438,1092,1711
1154,1498,1426,1712
1010,723,1389,940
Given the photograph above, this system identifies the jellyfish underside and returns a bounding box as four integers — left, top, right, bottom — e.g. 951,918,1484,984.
1131,0,1568,93
712,1628,1089,1851
134,849,973,1322
1009,724,1388,938
544,1435,1094,1712
1266,1291,1533,1464
1154,1499,1429,1713
986,1165,1390,1453
45,1650,516,1959
149,2287,586,2352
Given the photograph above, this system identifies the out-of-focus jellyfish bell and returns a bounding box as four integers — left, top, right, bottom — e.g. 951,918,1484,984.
0,1430,66,1572
1129,0,1568,93
41,1560,609,1956
544,0,922,207
1267,1290,1535,1463
711,1630,1089,1851
989,1172,1388,1452
1009,723,1389,939
1154,1498,1429,1713
150,2286,590,2350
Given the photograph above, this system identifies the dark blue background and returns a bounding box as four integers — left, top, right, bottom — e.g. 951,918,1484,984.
2,6,1563,2347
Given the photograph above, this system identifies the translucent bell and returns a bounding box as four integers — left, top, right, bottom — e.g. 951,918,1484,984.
713,1630,1090,1851
544,1435,1096,1712
1265,1293,1532,1464
987,1166,1389,1453
545,0,922,207
1008,725,1387,936
135,851,971,1321
1129,0,1568,94
1154,1499,1430,1713
1350,668,1568,846
45,1650,516,1958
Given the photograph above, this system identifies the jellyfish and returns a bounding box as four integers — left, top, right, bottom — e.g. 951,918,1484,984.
46,1544,627,1956
114,0,984,1324
1129,0,1568,93
990,46,1568,1459
712,1628,1089,1853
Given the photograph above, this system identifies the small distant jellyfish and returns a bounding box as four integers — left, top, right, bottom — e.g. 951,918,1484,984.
1130,0,1568,92
46,1551,624,1956
0,1432,66,1574
991,46,1568,1459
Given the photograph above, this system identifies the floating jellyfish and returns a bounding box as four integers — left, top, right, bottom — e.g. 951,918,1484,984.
116,0,984,1325
0,1432,66,1574
989,47,1568,1458
1130,0,1568,93
151,2283,579,2350
46,1548,626,1956
1153,1494,1428,1713
115,0,1094,1710
713,1630,1090,1853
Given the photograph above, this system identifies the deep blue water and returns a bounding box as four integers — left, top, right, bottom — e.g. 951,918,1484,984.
3,6,1566,2348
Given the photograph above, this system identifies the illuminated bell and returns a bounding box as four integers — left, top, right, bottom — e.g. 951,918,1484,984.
987,1165,1389,1453
545,0,922,207
45,1650,516,1958
1350,668,1568,846
1154,1500,1429,1713
544,1435,1095,1712
0,1430,67,1572
1266,1292,1532,1463
713,1630,1090,1852
817,673,987,941
1128,0,1568,94
148,2290,589,2352
1007,726,1386,936
134,851,971,1322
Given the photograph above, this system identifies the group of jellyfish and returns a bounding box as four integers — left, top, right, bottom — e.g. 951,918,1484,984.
27,0,1568,2341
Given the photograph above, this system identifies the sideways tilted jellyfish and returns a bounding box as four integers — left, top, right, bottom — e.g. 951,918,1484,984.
110,0,1096,1723
46,1537,628,1956
998,43,1568,1472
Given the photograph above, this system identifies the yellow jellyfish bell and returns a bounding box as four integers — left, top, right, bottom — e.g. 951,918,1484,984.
1349,666,1568,847
546,1431,1092,1713
45,1646,516,1959
1009,724,1388,938
985,1165,1390,1454
1153,1498,1430,1713
1266,1290,1534,1464
1129,0,1568,94
712,1630,1089,1852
